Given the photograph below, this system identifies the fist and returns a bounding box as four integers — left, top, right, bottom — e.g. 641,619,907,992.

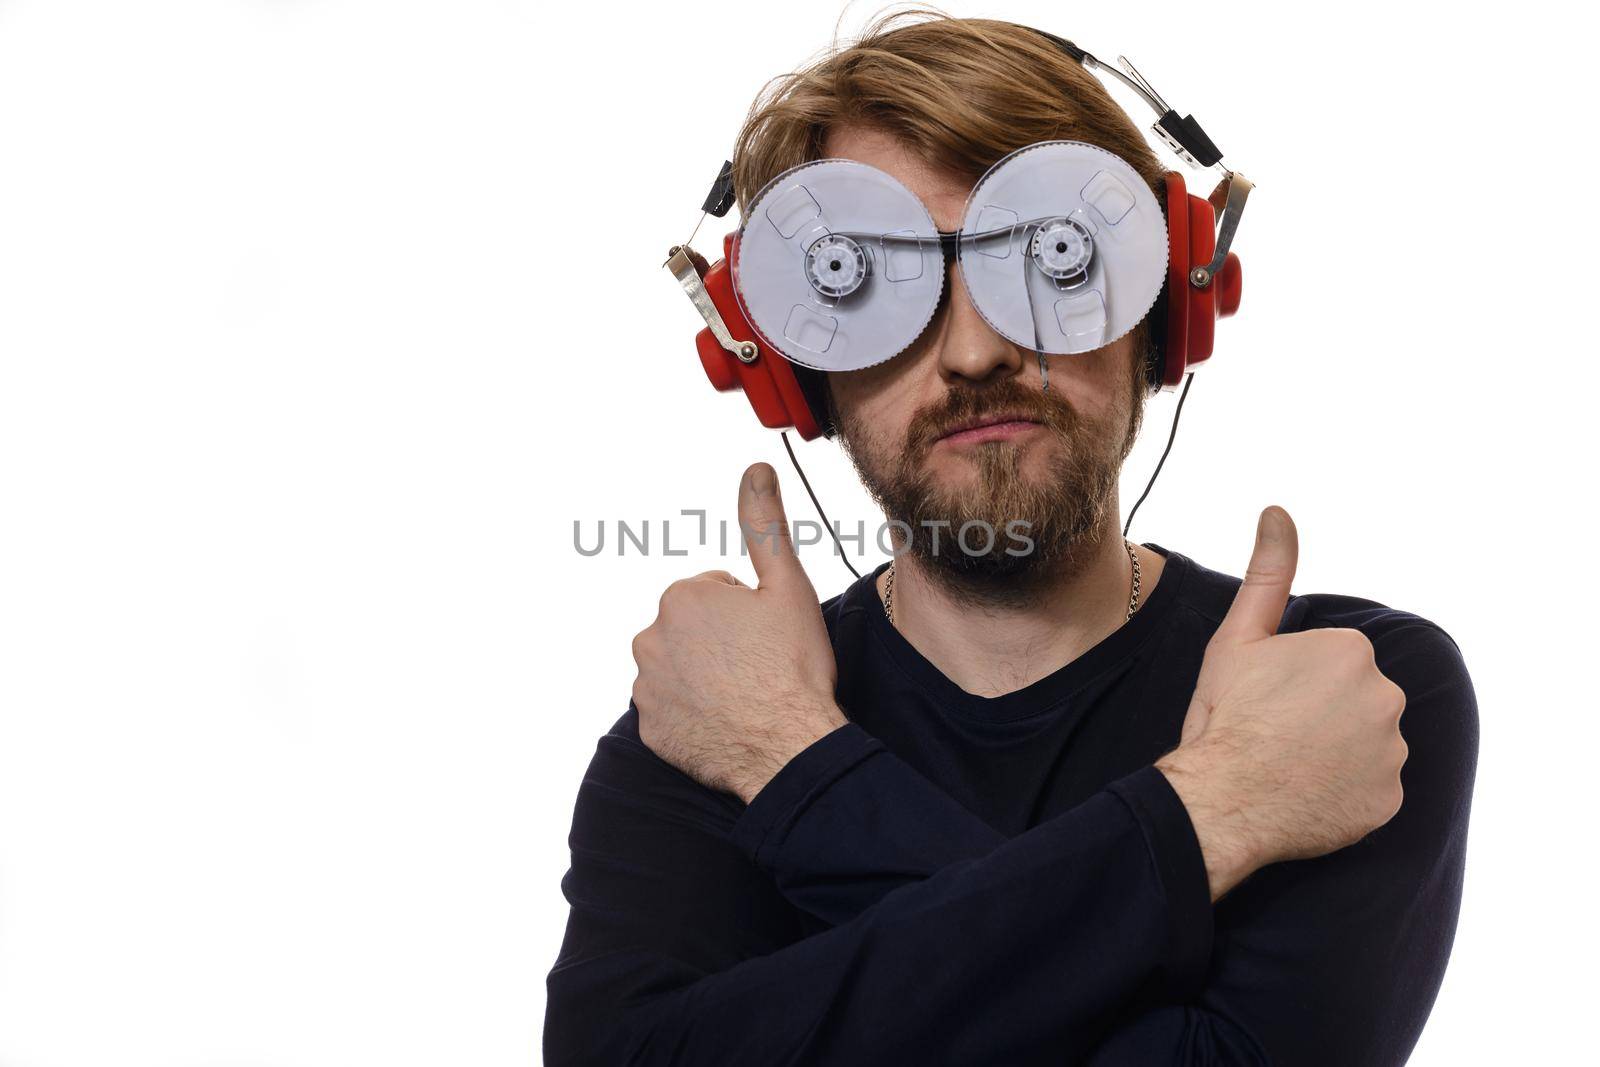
1158,507,1408,897
631,462,847,802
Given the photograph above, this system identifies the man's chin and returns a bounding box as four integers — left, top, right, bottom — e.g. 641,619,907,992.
905,528,1059,606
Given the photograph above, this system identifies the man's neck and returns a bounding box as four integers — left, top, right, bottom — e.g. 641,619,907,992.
875,523,1167,699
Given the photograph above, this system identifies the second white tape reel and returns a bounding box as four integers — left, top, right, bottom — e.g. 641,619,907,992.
957,140,1168,356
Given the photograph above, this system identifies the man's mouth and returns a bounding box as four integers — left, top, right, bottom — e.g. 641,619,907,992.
934,413,1043,447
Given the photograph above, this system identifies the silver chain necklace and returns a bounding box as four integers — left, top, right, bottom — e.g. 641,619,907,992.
882,539,1142,628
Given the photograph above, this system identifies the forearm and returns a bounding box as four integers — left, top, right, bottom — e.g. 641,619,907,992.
736,724,1262,928
575,768,1212,1064
731,724,1007,925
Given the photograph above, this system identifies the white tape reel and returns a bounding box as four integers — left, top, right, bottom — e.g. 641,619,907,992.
733,159,946,373
957,141,1167,355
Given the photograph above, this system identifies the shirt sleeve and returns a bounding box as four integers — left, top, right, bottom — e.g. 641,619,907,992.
727,723,1007,925
544,710,1215,1065
720,622,1480,1067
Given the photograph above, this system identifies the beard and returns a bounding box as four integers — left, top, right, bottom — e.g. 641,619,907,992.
834,359,1145,610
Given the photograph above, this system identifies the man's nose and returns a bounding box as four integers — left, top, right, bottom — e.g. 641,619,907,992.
935,264,1025,385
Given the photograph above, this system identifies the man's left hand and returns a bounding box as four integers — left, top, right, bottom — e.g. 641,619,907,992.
631,462,848,803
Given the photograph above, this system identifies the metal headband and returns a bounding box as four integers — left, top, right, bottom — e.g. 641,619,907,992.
1030,29,1253,289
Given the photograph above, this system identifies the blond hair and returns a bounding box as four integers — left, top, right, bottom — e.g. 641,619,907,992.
731,10,1166,212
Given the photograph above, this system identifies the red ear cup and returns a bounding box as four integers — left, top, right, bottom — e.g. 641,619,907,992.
1214,251,1242,318
1158,171,1244,390
690,232,824,440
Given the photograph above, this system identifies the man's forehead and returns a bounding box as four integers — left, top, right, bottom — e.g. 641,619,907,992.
820,124,973,233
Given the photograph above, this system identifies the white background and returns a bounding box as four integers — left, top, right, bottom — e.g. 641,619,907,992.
0,1,1592,1063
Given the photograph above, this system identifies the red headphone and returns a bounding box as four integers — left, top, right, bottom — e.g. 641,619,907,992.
668,36,1249,442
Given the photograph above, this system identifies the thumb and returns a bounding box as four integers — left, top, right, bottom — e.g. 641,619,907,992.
738,462,810,591
1213,506,1299,645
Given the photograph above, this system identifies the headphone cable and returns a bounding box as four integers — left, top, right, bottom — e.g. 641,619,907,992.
780,431,864,580
1123,371,1194,539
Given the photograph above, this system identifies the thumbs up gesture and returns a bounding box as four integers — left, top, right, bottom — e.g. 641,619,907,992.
631,463,847,802
1157,507,1409,900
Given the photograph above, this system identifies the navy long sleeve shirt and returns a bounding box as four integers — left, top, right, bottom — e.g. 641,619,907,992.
545,543,1479,1065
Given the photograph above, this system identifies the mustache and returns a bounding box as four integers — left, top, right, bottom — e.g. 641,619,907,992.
903,379,1078,454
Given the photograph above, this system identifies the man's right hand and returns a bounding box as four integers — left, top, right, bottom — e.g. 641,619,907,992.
1155,506,1409,901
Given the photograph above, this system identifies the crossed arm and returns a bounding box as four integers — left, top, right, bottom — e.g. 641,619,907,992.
544,623,1477,1066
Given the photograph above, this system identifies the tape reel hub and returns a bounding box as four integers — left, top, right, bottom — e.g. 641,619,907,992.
1029,217,1094,282
804,233,869,299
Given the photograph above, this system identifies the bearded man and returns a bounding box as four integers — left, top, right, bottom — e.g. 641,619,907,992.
545,15,1477,1066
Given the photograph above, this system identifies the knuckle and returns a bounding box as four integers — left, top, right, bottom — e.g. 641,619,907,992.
1386,780,1405,820
631,624,664,664
1322,629,1378,681
1336,626,1375,659
659,577,697,611
1377,747,1407,814
1367,678,1406,724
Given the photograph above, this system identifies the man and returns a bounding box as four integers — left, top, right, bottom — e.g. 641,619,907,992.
545,14,1477,1065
